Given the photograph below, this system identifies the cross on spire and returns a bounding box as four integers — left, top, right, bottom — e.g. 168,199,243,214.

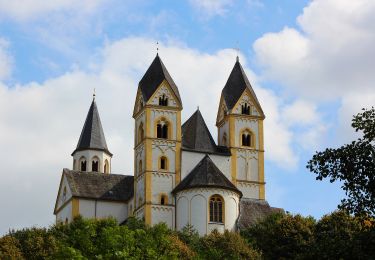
93,88,96,100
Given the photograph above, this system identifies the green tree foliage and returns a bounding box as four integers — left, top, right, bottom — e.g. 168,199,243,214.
0,235,24,259
242,212,315,259
307,107,375,217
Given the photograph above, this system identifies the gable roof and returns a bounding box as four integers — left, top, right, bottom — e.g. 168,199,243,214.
221,59,264,114
72,99,112,156
138,54,182,106
182,110,230,155
172,155,241,196
62,169,133,202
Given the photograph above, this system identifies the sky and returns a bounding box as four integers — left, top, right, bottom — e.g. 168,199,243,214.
0,0,375,235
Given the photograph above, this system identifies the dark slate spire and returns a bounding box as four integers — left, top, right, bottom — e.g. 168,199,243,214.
172,155,242,196
72,99,112,156
138,54,182,106
182,110,230,155
222,60,264,114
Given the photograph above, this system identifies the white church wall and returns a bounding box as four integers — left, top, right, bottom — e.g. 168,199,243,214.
234,118,259,149
78,199,128,223
150,110,177,139
151,140,176,172
56,175,72,209
218,120,229,146
149,83,179,108
151,173,174,204
237,182,259,199
236,150,259,181
151,205,174,228
175,188,240,236
136,175,145,207
73,150,111,173
181,151,231,181
56,201,72,223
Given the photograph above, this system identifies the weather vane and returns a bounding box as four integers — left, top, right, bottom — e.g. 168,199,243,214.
156,41,159,55
93,88,96,100
235,41,240,61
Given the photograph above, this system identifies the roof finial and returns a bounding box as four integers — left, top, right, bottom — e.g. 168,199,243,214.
93,88,96,100
156,41,159,56
197,105,199,111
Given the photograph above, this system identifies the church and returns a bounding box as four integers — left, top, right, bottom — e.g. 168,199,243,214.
53,54,281,235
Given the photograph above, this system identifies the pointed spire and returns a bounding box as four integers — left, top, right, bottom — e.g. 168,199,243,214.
138,55,182,107
221,59,264,115
182,109,227,154
72,99,112,156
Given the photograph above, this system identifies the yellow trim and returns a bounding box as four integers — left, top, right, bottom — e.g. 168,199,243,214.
232,88,265,118
229,116,235,147
72,198,79,218
258,119,265,199
231,149,237,184
176,111,181,141
147,79,183,109
175,142,181,184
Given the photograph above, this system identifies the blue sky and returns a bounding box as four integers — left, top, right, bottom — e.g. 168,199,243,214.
1,0,374,235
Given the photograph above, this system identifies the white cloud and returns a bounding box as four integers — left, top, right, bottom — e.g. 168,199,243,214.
0,0,104,21
253,0,375,142
0,38,12,80
0,37,301,235
189,0,233,17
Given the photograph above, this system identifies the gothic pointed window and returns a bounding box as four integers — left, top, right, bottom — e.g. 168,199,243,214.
160,194,168,205
159,94,168,106
241,103,250,115
138,122,144,144
162,125,168,138
209,195,224,223
104,159,109,173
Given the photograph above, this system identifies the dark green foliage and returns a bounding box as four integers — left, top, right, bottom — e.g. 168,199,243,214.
307,107,375,217
242,212,315,259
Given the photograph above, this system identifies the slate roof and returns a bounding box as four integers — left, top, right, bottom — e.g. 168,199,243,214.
237,198,284,229
63,169,134,202
182,110,230,155
138,54,182,106
72,99,112,156
172,155,241,195
222,59,264,115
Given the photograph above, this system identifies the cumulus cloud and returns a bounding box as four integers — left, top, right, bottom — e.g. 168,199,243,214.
189,0,233,17
0,0,104,21
0,37,304,235
253,0,375,142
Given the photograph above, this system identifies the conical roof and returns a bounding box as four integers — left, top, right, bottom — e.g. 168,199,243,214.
138,54,182,106
172,155,241,196
222,59,263,115
72,99,112,156
182,109,217,153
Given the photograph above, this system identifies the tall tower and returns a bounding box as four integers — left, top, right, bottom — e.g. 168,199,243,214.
216,58,265,200
132,54,182,226
71,96,112,173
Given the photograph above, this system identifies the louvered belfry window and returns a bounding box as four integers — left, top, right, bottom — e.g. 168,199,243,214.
209,195,224,223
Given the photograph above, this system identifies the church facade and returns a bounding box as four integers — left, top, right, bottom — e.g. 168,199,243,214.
54,55,280,235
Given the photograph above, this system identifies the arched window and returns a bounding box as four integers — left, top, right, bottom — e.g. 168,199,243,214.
159,94,168,106
73,159,76,170
92,157,99,172
160,194,168,205
156,119,169,139
80,160,87,171
138,160,143,174
241,103,250,115
104,159,109,173
138,122,144,144
209,195,224,223
159,156,168,170
222,133,227,146
241,131,252,147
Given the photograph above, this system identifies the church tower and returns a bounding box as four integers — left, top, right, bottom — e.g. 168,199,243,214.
216,57,265,200
132,54,182,226
71,96,112,173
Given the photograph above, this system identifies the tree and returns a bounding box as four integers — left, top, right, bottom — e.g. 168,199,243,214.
307,107,375,217
241,212,315,259
0,235,24,259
